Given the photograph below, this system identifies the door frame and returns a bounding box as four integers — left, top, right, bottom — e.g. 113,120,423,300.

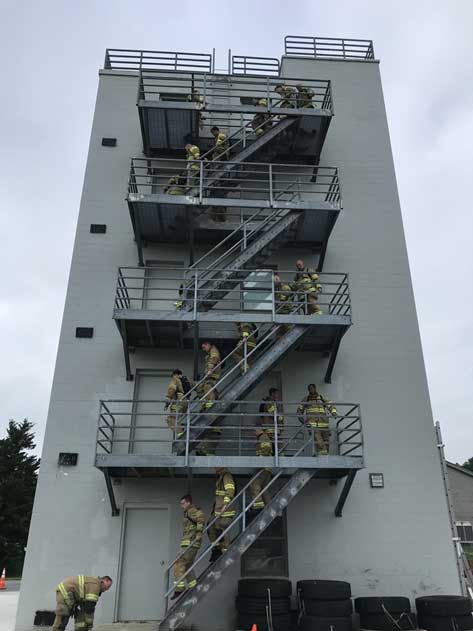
114,502,171,622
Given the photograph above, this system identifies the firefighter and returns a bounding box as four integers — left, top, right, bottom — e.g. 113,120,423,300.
165,369,188,436
232,322,258,374
297,383,337,455
210,126,229,161
259,388,284,442
274,273,293,314
208,467,236,562
52,575,113,631
174,284,184,310
249,429,273,513
196,341,222,455
296,84,315,108
294,259,322,315
172,495,205,599
274,84,296,108
185,143,201,188
164,175,185,195
251,98,273,136
187,88,204,129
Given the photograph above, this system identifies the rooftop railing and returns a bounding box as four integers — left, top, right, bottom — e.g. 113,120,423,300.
284,36,375,60
231,55,280,76
114,267,351,319
128,158,341,207
96,399,363,465
104,48,214,72
138,70,333,113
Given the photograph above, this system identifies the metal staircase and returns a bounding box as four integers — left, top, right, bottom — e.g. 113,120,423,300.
160,467,316,631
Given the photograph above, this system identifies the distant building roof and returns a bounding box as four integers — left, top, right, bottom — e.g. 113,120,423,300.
447,461,473,479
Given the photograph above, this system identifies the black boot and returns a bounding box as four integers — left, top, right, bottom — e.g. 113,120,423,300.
209,547,222,563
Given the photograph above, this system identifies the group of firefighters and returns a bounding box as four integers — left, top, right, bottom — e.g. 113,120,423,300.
172,378,335,600
163,81,316,222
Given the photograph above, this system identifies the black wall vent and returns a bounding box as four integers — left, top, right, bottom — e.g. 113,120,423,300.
101,137,117,147
34,611,56,626
58,452,79,466
75,327,94,338
90,224,107,234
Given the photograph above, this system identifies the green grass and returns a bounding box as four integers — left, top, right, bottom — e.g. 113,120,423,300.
462,544,473,560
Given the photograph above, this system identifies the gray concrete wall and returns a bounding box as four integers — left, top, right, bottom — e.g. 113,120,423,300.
16,57,461,631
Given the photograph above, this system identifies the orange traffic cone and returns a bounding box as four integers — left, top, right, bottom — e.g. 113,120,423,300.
250,625,257,631
0,568,6,590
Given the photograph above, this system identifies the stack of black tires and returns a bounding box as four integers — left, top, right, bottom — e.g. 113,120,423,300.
236,578,292,631
355,597,415,630
416,596,473,631
298,580,353,631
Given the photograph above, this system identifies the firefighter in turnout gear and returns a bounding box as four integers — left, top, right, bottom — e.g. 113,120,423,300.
249,429,273,512
208,468,236,562
172,495,205,599
232,322,258,374
297,383,337,455
52,575,113,631
275,84,296,108
251,98,273,136
185,143,201,188
274,273,294,314
296,84,315,108
294,259,322,315
196,341,222,455
165,369,188,436
187,89,204,129
259,388,284,443
210,126,230,161
164,176,185,195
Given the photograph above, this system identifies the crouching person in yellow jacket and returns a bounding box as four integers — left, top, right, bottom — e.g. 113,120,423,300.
52,575,113,631
172,495,205,600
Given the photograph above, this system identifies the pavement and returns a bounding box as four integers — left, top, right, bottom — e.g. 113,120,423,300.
0,590,19,631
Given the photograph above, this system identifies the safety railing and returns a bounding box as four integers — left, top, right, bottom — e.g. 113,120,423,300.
231,55,280,76
284,36,375,60
138,70,333,112
114,267,351,318
104,48,214,72
128,158,341,206
96,399,363,463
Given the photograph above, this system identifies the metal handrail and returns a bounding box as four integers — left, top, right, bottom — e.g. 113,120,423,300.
231,55,280,76
104,48,213,72
284,36,375,60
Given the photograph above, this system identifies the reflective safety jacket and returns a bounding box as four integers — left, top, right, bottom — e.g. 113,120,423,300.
275,85,296,107
187,91,204,104
214,132,229,151
296,86,315,107
294,268,322,295
297,393,337,428
186,144,201,166
204,344,221,381
255,98,268,107
56,575,101,611
238,322,258,348
256,429,273,456
166,375,187,413
214,470,236,517
164,177,185,195
260,397,284,434
181,504,205,548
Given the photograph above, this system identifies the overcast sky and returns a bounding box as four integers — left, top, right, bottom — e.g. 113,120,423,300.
1,0,472,462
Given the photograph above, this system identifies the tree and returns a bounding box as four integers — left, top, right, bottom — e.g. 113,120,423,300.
462,458,473,473
0,419,40,576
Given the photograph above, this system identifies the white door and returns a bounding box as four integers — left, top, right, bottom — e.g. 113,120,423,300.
117,505,170,621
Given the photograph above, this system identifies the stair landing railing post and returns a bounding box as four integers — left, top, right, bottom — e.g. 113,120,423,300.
274,408,279,467
184,406,191,466
269,163,274,207
199,160,204,204
242,490,246,531
193,270,199,320
271,273,276,321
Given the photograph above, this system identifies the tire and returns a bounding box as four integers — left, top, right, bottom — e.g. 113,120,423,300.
416,596,473,617
355,597,411,615
359,612,417,630
237,612,292,631
299,614,352,631
236,596,291,615
238,578,292,598
297,580,352,601
303,600,353,617
417,614,473,631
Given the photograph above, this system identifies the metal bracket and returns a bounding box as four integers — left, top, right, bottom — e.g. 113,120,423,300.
119,321,133,381
324,329,343,383
103,469,120,517
334,469,356,517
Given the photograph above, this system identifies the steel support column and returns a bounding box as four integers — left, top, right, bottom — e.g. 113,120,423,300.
103,470,120,517
119,320,133,381
325,329,343,383
334,469,356,517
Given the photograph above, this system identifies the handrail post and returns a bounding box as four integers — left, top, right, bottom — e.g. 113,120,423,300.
242,491,246,531
193,270,199,319
185,406,191,466
271,273,276,321
266,75,270,108
269,163,274,206
243,338,248,375
203,73,207,104
199,159,203,204
274,408,279,467
242,116,247,148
